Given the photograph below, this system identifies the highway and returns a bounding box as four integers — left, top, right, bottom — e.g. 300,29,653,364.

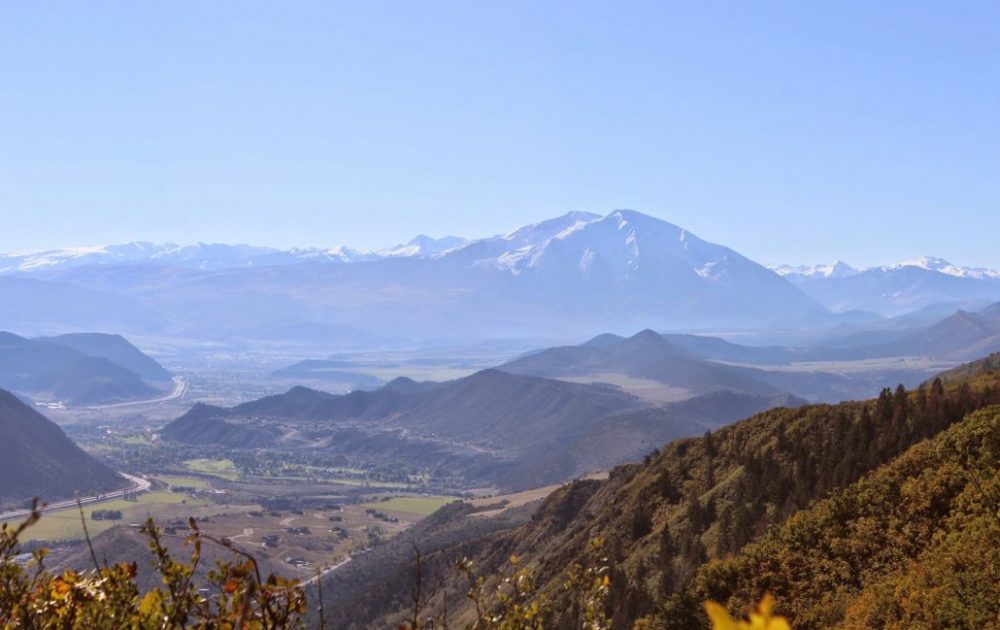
0,472,152,523
302,552,361,586
85,376,187,410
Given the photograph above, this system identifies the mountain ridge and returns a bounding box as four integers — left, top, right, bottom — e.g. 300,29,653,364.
0,388,125,507
161,367,800,490
0,331,170,406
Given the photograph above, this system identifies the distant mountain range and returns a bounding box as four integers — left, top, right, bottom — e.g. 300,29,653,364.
162,365,802,490
500,328,943,403
0,235,470,273
502,329,786,398
772,256,1000,315
0,210,822,344
4,210,998,347
0,388,124,507
165,322,965,490
0,332,172,406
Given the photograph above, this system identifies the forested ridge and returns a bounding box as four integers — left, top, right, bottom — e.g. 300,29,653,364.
331,360,1000,628
689,405,999,629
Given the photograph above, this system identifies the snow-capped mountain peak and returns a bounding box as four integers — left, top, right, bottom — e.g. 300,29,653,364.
769,255,1000,316
774,256,1000,282
771,260,859,280
884,256,1000,279
0,210,828,333
379,235,467,258
500,211,601,248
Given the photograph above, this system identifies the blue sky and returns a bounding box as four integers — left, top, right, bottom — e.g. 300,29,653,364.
1,1,998,267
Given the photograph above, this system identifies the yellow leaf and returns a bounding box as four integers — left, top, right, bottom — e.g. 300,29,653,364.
704,601,746,630
139,590,162,616
705,595,791,630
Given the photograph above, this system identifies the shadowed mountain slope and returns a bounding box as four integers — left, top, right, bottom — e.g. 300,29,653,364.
0,331,165,406
0,388,124,507
500,328,933,403
500,329,784,397
163,369,797,490
37,332,172,384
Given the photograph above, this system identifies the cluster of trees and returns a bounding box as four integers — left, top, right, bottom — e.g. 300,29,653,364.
590,376,1000,626
90,509,122,521
689,404,999,628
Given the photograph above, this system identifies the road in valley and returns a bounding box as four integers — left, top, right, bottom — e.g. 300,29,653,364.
85,376,187,410
0,472,152,523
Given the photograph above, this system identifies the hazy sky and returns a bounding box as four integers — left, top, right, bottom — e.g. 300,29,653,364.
1,2,998,267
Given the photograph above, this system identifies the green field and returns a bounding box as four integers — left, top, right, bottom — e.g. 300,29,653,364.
182,458,239,480
253,470,412,488
363,495,455,517
154,475,212,490
13,492,208,542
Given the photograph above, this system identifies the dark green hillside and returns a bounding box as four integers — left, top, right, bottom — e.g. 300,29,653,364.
0,389,124,507
689,405,999,629
333,358,1000,628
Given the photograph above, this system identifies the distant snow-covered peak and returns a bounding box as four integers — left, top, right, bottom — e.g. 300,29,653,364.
306,245,378,263
501,211,601,248
771,261,859,280
0,243,164,273
471,209,753,281
883,256,1000,279
379,235,467,258
771,256,1000,282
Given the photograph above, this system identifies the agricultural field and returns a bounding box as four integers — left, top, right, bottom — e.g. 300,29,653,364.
182,458,240,480
362,495,455,517
15,492,210,542
180,503,399,579
153,475,212,490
